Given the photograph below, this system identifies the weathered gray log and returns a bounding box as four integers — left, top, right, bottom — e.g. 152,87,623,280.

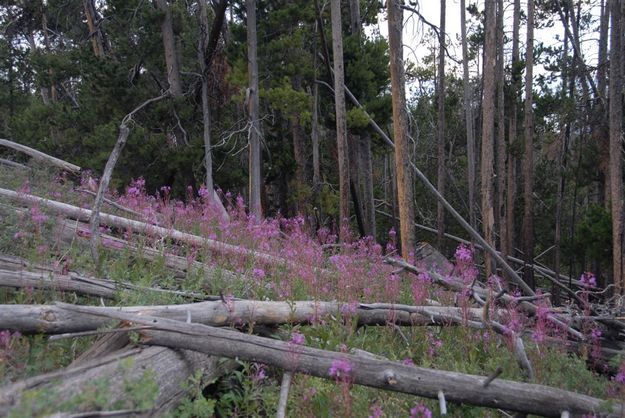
59,305,619,417
53,217,242,283
0,345,225,417
0,187,297,270
0,158,30,171
0,138,81,173
0,253,219,301
0,301,496,335
0,268,117,299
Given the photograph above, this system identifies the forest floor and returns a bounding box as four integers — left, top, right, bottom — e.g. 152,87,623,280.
0,159,622,417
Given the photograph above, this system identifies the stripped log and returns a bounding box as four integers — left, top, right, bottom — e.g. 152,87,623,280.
0,139,81,173
0,301,499,335
52,217,242,283
0,188,304,271
0,344,228,417
58,305,620,417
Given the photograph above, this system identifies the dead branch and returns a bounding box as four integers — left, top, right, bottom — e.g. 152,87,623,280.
90,92,169,267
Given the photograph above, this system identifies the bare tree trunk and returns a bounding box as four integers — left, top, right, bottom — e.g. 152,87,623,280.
330,0,350,240
155,0,183,97
436,0,446,250
388,0,415,259
609,0,624,292
83,0,106,58
481,0,497,278
460,0,477,234
360,132,376,238
522,0,535,289
597,0,610,100
505,0,521,260
41,8,57,102
349,0,361,35
495,0,506,261
198,0,214,193
89,93,169,267
246,0,262,219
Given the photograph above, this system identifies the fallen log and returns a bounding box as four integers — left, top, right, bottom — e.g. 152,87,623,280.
0,253,224,301
0,138,81,173
0,301,499,335
0,344,227,417
0,187,302,272
59,305,619,417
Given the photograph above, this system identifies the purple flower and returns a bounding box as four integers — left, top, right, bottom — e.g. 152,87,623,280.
290,332,305,345
402,358,415,366
454,244,473,264
328,358,352,379
369,404,383,418
580,272,597,288
30,206,48,225
253,268,266,280
410,402,432,418
252,363,267,383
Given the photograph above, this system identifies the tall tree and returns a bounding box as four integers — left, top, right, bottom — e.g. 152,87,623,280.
155,0,183,97
246,0,262,218
522,0,535,289
460,0,476,233
481,0,497,278
436,0,446,249
495,0,506,256
198,0,215,194
505,0,521,259
388,0,415,259
609,0,624,291
330,0,350,240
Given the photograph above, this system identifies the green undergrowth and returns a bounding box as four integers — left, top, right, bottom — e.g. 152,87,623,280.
0,164,617,417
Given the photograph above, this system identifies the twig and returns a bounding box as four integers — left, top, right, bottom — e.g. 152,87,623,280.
482,366,503,388
276,371,293,418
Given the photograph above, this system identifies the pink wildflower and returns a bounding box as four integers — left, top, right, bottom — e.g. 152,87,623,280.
410,402,432,418
328,358,352,379
290,332,305,346
580,272,597,288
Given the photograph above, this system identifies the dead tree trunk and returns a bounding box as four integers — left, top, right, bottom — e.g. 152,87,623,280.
330,0,351,240
388,0,416,259
246,0,262,219
481,0,497,278
436,0,447,249
609,0,624,291
155,0,183,97
522,0,536,289
460,0,477,233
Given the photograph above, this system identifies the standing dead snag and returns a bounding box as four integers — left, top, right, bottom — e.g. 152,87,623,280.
88,92,169,268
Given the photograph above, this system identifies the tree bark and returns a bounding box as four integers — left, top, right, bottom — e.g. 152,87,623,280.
155,0,183,97
0,138,81,173
609,0,624,292
0,345,226,417
460,0,477,234
246,0,262,219
522,0,535,289
388,0,415,259
481,0,497,278
436,0,447,250
360,132,376,238
330,0,351,240
63,307,619,417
